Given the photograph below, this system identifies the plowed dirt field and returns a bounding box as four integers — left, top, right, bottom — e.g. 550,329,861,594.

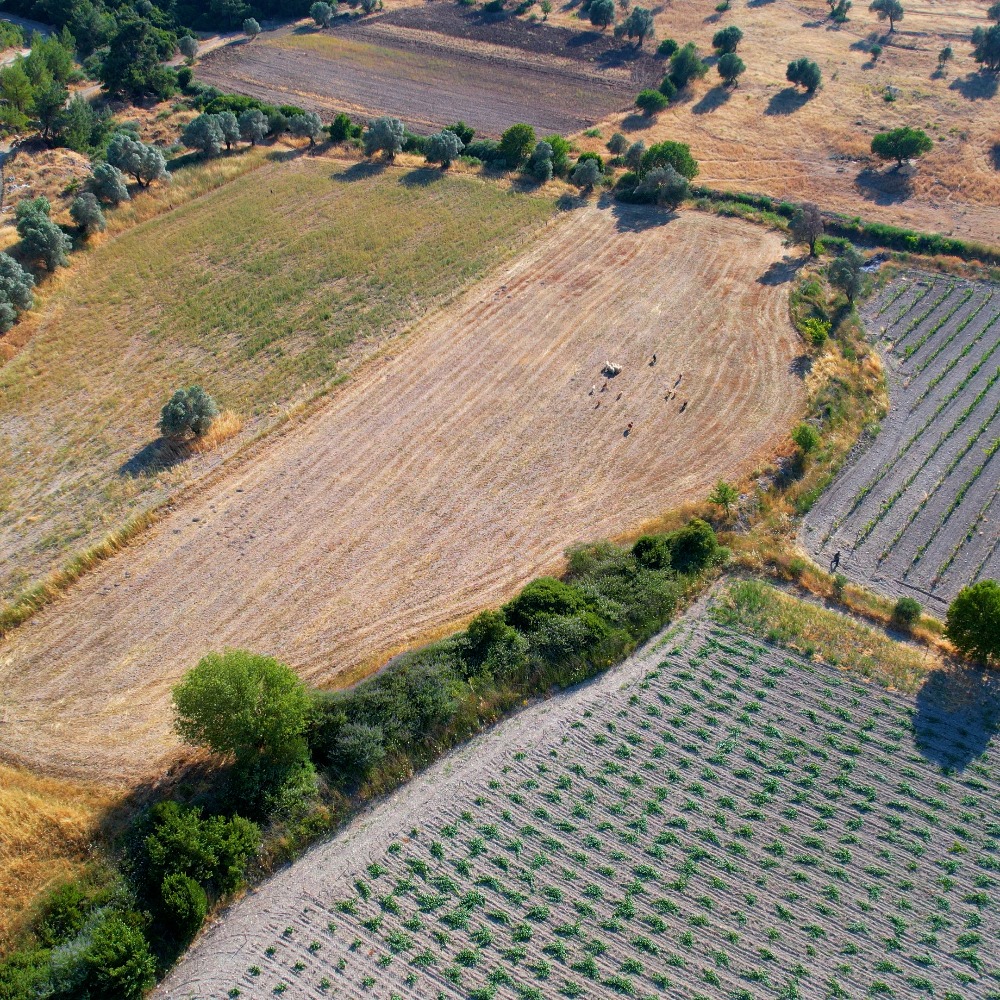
0,207,803,783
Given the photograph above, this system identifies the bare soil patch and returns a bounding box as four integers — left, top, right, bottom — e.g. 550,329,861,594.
195,9,660,137
803,271,1000,613
0,206,803,783
156,589,1000,1000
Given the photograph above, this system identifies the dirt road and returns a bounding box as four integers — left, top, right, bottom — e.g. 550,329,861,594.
0,206,804,783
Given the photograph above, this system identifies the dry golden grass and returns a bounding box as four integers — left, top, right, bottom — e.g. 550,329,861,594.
0,205,804,782
585,0,1000,246
0,145,92,232
0,765,117,951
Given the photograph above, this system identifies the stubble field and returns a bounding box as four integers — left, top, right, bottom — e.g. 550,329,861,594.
0,206,803,784
803,272,1000,613
156,585,1000,1000
196,7,659,137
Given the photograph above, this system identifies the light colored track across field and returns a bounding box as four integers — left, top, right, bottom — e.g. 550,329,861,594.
0,207,803,783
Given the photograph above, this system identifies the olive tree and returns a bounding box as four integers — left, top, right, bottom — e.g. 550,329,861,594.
869,0,903,32
15,198,72,271
717,52,745,85
828,245,865,302
310,1,334,26
107,133,169,187
615,6,654,47
159,385,219,439
178,35,198,61
70,192,106,235
243,17,261,39
0,252,34,333
635,164,688,208
712,24,743,53
972,23,1000,71
590,0,615,28
424,129,464,168
182,114,225,157
624,139,645,170
790,201,824,255
290,111,324,146
89,161,131,204
945,580,1000,664
215,110,240,150
238,108,268,145
364,116,405,160
571,156,602,192
607,131,627,155
528,140,553,181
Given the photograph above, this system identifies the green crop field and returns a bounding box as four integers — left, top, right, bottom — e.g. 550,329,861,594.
0,157,555,603
160,584,1000,999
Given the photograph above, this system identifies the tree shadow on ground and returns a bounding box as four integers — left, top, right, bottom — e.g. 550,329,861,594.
991,144,1000,171
119,438,190,478
399,166,444,186
913,666,1000,772
619,112,652,133
788,354,812,378
854,166,912,205
692,85,731,114
763,88,811,115
266,146,304,164
567,28,602,47
758,256,805,286
332,159,387,181
747,0,776,6
603,195,676,232
595,45,648,70
949,72,999,101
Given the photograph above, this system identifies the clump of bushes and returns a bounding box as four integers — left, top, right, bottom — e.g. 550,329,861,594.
891,596,921,631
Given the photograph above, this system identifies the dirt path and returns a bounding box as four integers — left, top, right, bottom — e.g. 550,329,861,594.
0,206,803,784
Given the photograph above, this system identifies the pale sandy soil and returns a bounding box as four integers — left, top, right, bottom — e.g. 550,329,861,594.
0,206,804,783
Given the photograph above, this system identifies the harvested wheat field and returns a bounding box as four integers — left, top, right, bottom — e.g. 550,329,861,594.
0,206,803,783
157,586,1000,1000
196,7,659,137
585,0,1000,247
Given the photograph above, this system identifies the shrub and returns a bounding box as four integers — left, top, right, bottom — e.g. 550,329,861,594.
656,37,678,57
178,35,198,60
89,162,131,205
499,123,536,168
329,112,360,142
176,65,193,88
669,43,707,89
70,192,106,235
159,385,219,439
657,75,677,100
639,140,698,179
607,132,627,155
786,57,821,92
37,882,95,947
632,535,673,570
445,121,475,145
173,650,313,790
669,518,719,573
425,129,464,168
792,423,821,454
945,581,1000,664
891,597,921,630
712,25,743,53
160,872,208,939
364,116,405,160
708,480,739,515
464,138,502,163
505,578,587,630
870,126,932,166
84,915,157,1000
542,134,572,175
717,52,745,85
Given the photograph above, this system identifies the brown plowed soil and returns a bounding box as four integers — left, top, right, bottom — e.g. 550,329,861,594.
0,206,803,784
195,8,660,136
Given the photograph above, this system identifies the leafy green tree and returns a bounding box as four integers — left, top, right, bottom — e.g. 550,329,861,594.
107,133,170,187
24,31,74,85
99,17,178,102
329,111,356,142
424,129,464,168
945,581,1000,663
505,577,586,630
0,252,34,333
15,198,71,271
717,52,746,85
635,88,668,115
57,95,112,154
89,161,131,205
871,126,932,166
159,385,219,438
937,45,953,70
590,0,615,28
238,108,268,145
786,56,822,92
971,24,1000,72
670,518,719,573
528,140,554,181
828,245,865,302
708,480,739,515
290,111,324,146
990,1,1000,20
670,42,707,88
0,62,34,129
363,116,405,160
33,77,69,141
173,650,313,778
84,915,156,1000
571,156,602,191
790,201,824,255
499,123,536,167
183,113,225,156
70,192,106,235
160,872,208,939
869,0,903,32
311,1,335,26
712,24,743,53
615,6,654,47
178,35,198,61
639,140,699,179
243,17,261,39
657,37,679,57
792,422,821,453
635,164,688,208
445,121,475,146
542,133,571,175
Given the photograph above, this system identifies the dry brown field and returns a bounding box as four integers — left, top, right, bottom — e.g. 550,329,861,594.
0,205,803,785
